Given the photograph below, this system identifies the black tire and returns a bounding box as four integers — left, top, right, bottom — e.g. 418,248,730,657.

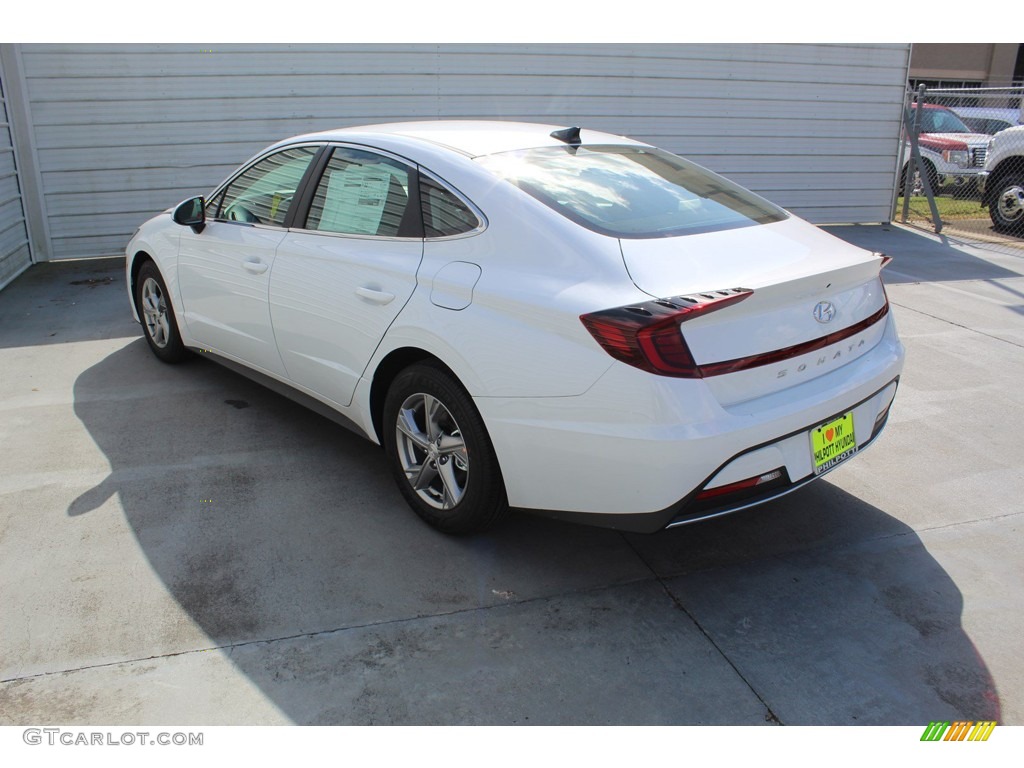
900,160,939,197
135,261,190,363
924,160,940,196
382,362,509,534
988,173,1024,235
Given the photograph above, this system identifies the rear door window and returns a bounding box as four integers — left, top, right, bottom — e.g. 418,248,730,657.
303,148,417,238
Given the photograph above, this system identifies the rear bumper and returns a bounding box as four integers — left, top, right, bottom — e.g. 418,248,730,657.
666,378,896,528
477,313,904,531
512,378,897,533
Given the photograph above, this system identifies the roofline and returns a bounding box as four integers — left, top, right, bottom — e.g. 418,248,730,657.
268,120,650,158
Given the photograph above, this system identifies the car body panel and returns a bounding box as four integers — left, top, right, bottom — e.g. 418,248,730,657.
287,121,648,159
270,232,423,407
176,220,289,376
982,124,1024,174
476,310,902,519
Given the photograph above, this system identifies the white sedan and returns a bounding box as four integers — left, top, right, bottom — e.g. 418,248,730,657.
126,121,904,534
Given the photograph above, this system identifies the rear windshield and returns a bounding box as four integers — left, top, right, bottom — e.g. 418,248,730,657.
475,144,787,238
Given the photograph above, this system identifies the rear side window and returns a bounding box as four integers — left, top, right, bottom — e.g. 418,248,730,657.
304,148,416,238
475,145,787,239
420,175,480,237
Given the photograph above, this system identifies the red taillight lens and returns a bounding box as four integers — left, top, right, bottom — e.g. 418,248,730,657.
580,288,753,378
695,469,784,501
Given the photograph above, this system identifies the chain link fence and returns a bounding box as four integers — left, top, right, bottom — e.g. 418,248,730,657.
896,85,1024,252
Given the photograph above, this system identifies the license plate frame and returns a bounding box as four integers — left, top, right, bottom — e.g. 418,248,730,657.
811,412,857,475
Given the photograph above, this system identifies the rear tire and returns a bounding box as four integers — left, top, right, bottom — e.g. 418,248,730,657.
136,261,190,363
383,363,509,535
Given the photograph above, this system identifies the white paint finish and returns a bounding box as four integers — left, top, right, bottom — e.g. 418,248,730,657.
982,124,1024,171
476,316,903,514
617,215,889,402
429,261,481,310
270,231,423,407
176,221,289,377
703,322,888,407
321,120,648,158
16,44,909,259
620,215,880,296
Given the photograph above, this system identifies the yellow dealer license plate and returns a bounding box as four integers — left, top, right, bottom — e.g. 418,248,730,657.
811,412,857,475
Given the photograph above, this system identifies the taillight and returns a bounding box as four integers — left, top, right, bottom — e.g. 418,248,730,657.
695,469,785,501
579,288,753,378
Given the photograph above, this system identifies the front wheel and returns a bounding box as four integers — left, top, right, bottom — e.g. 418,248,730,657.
988,174,1024,235
900,159,939,197
382,363,509,534
135,261,190,363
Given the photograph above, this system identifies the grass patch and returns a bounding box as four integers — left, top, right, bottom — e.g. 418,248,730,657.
897,195,986,221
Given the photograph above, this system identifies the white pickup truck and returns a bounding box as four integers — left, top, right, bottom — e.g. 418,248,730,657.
978,125,1024,234
903,104,992,193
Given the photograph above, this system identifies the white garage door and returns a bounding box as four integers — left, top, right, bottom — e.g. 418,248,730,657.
0,68,31,287
15,43,911,260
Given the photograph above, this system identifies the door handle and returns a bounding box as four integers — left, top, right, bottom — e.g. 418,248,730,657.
355,286,395,305
242,259,269,275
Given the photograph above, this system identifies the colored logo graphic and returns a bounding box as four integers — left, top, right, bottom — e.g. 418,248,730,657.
920,721,996,741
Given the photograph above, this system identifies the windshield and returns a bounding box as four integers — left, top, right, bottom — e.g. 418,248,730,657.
913,106,973,134
475,145,787,238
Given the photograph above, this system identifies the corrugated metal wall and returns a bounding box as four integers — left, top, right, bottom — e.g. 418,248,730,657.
16,43,911,260
0,65,32,287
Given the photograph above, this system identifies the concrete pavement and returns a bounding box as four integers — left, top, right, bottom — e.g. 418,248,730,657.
0,224,1020,724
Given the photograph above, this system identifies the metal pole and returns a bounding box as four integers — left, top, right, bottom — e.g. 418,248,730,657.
900,88,914,224
903,84,944,233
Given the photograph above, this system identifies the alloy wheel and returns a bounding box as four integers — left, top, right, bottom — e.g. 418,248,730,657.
141,276,171,348
394,393,470,510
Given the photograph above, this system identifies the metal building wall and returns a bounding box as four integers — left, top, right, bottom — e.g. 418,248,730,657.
14,43,911,260
0,61,32,287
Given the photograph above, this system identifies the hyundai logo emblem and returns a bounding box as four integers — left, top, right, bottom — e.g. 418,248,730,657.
813,301,836,324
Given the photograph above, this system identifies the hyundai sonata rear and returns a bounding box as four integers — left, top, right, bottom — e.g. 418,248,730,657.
464,137,903,532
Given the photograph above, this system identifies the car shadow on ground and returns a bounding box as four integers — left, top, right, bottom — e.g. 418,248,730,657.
823,224,1023,286
67,340,1002,724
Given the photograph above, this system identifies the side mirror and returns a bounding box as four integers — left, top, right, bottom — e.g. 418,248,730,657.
173,196,206,233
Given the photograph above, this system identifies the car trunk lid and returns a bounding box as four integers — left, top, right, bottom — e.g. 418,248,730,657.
617,217,890,405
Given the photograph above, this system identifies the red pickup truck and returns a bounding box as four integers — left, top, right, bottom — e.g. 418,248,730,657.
902,103,992,194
